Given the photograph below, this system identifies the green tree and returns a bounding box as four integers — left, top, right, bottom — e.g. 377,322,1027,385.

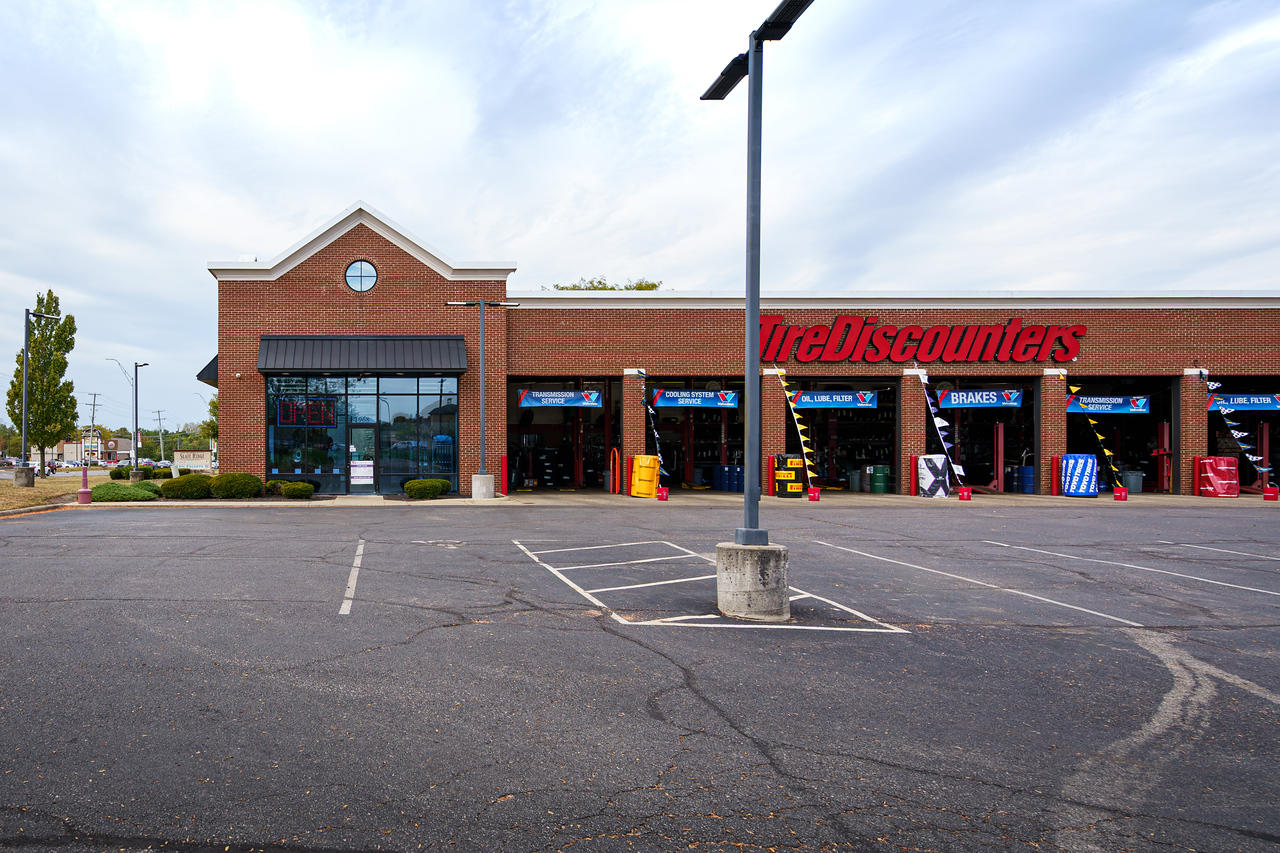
543,276,661,291
5,290,77,470
200,394,218,444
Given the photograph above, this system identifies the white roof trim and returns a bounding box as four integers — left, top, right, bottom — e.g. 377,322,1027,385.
505,289,1280,309
208,202,516,282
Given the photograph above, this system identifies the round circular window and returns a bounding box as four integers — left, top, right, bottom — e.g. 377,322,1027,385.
345,260,377,292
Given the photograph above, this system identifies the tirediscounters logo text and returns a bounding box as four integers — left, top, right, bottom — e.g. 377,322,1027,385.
760,316,1086,364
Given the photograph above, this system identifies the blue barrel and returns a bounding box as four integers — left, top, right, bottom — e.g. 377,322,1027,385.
1017,465,1035,494
1062,454,1098,497
712,466,726,491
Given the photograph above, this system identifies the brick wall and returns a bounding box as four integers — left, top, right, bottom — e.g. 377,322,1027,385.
217,224,506,495
217,232,1280,499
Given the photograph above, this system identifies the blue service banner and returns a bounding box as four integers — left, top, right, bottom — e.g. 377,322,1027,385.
938,389,1023,408
1208,393,1280,411
651,389,739,408
1067,395,1150,414
518,389,602,408
789,390,878,409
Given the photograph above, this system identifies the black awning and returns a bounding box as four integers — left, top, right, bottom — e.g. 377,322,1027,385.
197,355,218,388
256,336,467,374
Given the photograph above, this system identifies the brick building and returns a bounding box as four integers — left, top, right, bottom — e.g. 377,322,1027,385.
203,203,1280,497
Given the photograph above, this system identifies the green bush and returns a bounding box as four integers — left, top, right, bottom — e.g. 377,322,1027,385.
152,468,173,479
404,478,452,500
133,480,162,495
109,466,128,480
161,473,212,499
91,482,157,502
281,482,315,500
209,472,264,499
178,468,192,477
265,479,288,495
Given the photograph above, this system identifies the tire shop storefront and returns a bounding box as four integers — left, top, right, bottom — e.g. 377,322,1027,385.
207,204,1280,497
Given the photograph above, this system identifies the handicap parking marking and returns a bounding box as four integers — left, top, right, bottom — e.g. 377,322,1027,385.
513,539,906,633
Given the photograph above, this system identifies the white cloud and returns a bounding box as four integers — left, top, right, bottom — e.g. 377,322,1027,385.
0,0,1278,426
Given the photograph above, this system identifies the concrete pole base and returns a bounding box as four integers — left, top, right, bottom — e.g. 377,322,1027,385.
716,542,790,622
471,473,496,500
129,471,144,484
13,466,35,487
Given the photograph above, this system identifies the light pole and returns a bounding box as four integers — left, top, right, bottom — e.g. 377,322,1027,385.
134,363,148,466
701,0,813,621
702,0,814,546
21,307,61,480
446,300,519,496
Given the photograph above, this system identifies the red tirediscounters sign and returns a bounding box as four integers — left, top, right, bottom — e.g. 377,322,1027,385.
761,316,1086,364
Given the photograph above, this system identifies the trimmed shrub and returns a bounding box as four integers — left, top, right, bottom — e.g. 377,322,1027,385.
404,478,452,500
91,482,157,502
209,472,264,499
109,467,128,480
133,480,162,495
152,468,173,480
161,473,212,499
265,480,288,495
281,482,315,500
178,468,192,476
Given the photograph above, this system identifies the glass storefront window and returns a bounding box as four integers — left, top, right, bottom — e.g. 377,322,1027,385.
264,375,460,495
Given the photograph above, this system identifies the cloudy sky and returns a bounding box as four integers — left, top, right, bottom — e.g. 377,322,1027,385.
2,0,1278,429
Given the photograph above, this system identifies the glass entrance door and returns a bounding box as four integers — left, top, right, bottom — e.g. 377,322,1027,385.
349,426,376,493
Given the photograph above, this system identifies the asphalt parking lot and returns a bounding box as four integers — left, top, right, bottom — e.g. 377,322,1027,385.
1,493,1277,852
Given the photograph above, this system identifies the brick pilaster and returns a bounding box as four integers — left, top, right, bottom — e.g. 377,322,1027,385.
622,371,647,460
761,370,787,489
899,371,928,494
1179,371,1209,495
1039,370,1068,494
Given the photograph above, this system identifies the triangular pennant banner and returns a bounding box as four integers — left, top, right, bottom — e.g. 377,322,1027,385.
1232,430,1250,438
1239,443,1254,450
1207,382,1222,389
1247,454,1263,461
1088,418,1098,425
1220,407,1235,414
934,417,949,427
1068,386,1082,393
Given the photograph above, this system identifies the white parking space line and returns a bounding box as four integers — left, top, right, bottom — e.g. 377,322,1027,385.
1156,541,1280,562
986,541,1280,599
587,574,717,594
557,554,702,572
816,541,1144,627
517,539,905,633
338,539,364,616
528,540,672,556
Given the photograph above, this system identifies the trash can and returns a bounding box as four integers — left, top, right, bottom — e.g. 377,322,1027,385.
774,455,804,498
848,469,861,492
1061,454,1098,497
1017,465,1035,494
1120,471,1143,493
870,464,889,494
630,455,660,498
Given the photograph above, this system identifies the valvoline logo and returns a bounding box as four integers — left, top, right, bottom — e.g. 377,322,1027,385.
718,391,730,404
1001,390,1015,403
1131,397,1144,410
582,391,599,405
856,391,873,404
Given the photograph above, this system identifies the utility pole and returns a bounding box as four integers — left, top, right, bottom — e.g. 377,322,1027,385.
86,393,100,463
154,410,166,462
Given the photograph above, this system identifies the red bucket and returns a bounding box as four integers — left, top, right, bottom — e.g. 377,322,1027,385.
656,486,668,501
1265,487,1278,502
957,487,972,501
807,487,820,501
1114,486,1128,501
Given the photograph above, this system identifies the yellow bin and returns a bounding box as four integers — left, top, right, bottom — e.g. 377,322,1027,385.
631,455,660,498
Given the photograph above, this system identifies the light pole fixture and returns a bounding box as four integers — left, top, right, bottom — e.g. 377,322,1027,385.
22,308,61,474
134,363,148,465
446,301,519,482
702,0,814,547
